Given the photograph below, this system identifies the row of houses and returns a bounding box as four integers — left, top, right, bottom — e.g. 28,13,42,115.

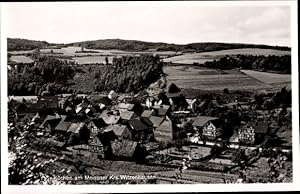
192,115,268,144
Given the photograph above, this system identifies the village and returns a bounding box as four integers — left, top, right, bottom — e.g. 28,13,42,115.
8,78,292,184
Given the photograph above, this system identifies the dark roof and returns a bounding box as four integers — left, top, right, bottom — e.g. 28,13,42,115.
141,110,154,118
140,117,153,127
128,119,148,131
90,95,111,105
149,116,165,128
67,122,85,134
91,118,107,129
166,82,181,93
120,110,136,120
54,121,72,132
255,121,268,134
192,116,219,127
111,140,138,158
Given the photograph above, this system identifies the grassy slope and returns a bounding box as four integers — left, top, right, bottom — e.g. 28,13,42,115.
163,48,291,64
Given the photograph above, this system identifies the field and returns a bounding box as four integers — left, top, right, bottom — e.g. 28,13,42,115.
9,46,179,64
163,48,291,64
240,70,291,84
163,66,274,91
10,55,34,63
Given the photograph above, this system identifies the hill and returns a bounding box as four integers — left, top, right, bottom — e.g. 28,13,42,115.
7,38,51,51
163,48,291,64
69,39,290,52
8,38,290,53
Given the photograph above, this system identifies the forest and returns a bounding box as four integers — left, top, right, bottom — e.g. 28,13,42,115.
7,38,50,51
93,55,164,93
8,56,76,96
201,55,291,73
8,55,164,95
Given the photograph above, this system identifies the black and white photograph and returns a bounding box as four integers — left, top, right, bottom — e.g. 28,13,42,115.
1,0,299,192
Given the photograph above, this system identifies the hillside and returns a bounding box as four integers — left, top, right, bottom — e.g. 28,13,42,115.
7,38,50,51
70,39,291,52
8,38,290,53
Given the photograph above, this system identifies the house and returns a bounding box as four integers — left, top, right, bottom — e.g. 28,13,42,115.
75,101,89,114
141,110,154,118
88,136,105,159
202,119,223,140
106,124,132,140
110,139,145,161
154,117,178,142
88,118,107,135
108,90,117,100
39,115,61,131
118,103,135,111
192,116,222,140
119,110,137,121
186,99,201,113
128,119,149,140
100,110,121,125
152,105,170,116
254,121,269,143
149,116,165,128
238,121,268,144
238,123,255,145
53,121,72,141
98,126,118,146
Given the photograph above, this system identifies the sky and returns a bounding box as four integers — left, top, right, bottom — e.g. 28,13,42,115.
2,2,292,46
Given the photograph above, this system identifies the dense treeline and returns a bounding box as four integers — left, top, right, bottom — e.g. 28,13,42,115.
9,38,290,53
8,38,50,51
71,39,291,52
202,55,291,73
8,56,76,95
94,55,163,93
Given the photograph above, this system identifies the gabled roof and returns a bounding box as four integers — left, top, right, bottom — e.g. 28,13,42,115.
128,119,148,131
255,121,268,134
54,121,72,132
141,110,154,118
40,115,58,128
166,82,181,93
120,110,136,120
140,117,153,127
152,105,170,116
192,116,219,127
77,101,89,109
111,140,138,158
149,116,165,128
88,136,103,147
156,119,173,133
107,125,131,137
118,103,135,110
67,122,85,134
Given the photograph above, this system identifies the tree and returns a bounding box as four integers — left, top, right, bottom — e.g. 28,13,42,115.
105,56,109,65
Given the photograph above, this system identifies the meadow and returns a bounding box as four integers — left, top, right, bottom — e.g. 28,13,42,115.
163,66,275,91
10,55,34,63
240,70,291,84
163,48,291,64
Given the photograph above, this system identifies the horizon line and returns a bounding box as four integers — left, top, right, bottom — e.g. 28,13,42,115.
7,36,291,48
